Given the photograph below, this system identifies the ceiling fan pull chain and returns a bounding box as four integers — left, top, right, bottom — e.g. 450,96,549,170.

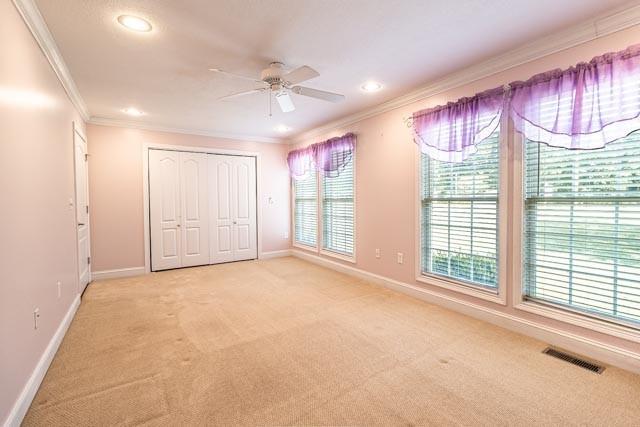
269,88,272,117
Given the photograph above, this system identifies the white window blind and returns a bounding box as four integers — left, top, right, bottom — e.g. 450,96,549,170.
421,133,500,288
524,132,640,325
322,156,354,256
294,172,317,247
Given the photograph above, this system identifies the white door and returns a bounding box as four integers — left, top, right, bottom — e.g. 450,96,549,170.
74,127,91,292
209,155,257,264
231,156,257,261
209,155,235,263
149,150,181,271
179,152,209,267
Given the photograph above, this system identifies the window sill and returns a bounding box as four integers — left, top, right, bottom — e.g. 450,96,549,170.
292,242,318,253
514,299,640,344
416,273,506,305
320,249,356,264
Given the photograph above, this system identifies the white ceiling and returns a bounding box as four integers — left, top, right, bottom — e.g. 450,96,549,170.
36,0,632,140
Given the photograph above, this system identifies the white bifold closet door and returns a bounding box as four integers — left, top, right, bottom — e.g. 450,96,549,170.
149,150,209,270
209,154,257,264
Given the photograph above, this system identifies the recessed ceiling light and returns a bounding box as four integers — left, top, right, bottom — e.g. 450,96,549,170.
122,107,145,116
117,15,152,32
274,125,291,133
361,81,383,92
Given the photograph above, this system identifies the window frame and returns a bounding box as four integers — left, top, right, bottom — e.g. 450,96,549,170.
510,130,640,343
319,148,356,263
291,171,319,252
414,119,509,305
290,148,357,263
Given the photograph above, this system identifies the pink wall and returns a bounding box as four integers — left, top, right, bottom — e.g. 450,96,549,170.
86,125,291,272
292,26,640,355
0,1,86,422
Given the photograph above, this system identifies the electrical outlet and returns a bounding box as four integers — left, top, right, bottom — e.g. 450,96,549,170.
397,252,404,264
33,308,40,330
57,281,62,298
375,248,380,259
284,231,289,239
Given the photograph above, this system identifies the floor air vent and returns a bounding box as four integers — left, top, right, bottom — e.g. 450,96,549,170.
542,347,605,374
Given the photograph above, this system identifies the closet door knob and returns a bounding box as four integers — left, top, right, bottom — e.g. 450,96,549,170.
233,221,237,224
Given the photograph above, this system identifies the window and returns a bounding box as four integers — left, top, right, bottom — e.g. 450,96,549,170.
322,155,355,256
293,172,317,248
524,131,640,325
421,133,500,289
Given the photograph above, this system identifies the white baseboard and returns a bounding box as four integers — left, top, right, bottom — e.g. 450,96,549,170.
91,266,146,280
290,249,640,374
259,249,292,260
3,295,81,427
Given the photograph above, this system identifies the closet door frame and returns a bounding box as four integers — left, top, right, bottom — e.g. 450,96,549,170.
142,143,263,274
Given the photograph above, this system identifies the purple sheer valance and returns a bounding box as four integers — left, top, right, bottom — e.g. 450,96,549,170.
286,146,314,179
412,87,504,162
287,133,356,179
510,44,640,149
412,43,640,162
313,133,356,178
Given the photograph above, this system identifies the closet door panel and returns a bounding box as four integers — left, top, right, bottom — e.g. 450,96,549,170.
149,150,181,271
232,156,257,261
209,155,234,263
180,152,209,267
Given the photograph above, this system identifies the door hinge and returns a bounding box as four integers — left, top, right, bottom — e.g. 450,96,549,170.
84,153,89,161
86,205,89,214
87,256,91,265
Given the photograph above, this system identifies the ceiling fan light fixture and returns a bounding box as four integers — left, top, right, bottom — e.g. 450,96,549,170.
275,90,295,113
361,81,383,92
117,15,153,32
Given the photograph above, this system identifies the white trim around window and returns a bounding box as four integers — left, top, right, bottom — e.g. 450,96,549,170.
290,149,357,263
414,118,509,306
509,132,640,344
292,241,319,252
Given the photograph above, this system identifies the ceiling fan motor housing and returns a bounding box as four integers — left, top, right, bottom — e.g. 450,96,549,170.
260,62,285,85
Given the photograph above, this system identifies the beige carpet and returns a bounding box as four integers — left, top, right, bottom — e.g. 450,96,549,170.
24,257,640,426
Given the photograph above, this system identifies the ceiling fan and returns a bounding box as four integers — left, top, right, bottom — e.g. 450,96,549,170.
210,62,345,114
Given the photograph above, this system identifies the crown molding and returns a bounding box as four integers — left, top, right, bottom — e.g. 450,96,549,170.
291,2,640,143
14,0,283,145
16,0,640,145
88,117,287,144
13,0,90,121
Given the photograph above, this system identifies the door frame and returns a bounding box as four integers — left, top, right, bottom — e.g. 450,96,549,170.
142,143,263,274
72,121,91,291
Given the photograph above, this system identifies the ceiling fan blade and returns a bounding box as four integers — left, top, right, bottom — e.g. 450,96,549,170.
283,65,319,85
209,68,265,84
275,90,295,113
218,88,265,101
291,86,345,103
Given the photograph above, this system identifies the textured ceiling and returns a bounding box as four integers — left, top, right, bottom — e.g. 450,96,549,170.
36,0,631,140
